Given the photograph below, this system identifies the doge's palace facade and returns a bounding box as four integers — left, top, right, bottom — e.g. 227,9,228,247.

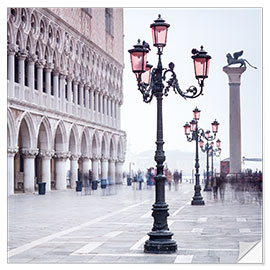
7,8,126,195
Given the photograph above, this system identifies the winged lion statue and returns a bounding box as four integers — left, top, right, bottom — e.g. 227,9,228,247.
226,51,257,69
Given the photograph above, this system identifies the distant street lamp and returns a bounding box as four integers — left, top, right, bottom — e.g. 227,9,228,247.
199,120,220,191
128,14,211,254
183,107,205,205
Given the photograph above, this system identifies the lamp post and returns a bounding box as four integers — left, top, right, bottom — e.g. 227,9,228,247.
183,107,205,205
128,14,211,254
199,120,220,191
209,139,222,178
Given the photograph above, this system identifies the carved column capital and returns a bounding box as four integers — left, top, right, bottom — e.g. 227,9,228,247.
7,44,18,55
39,150,54,159
54,151,70,160
35,59,46,68
70,153,79,160
80,154,90,161
20,148,39,158
28,53,37,63
17,50,28,60
8,147,18,157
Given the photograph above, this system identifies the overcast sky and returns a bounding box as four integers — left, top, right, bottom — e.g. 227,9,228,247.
121,7,262,170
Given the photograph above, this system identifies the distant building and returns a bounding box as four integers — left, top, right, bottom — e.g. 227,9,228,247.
7,8,126,195
220,158,230,176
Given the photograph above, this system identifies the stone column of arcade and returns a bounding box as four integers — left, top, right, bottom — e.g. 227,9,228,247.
54,152,69,190
21,148,39,193
223,66,246,174
17,51,28,100
27,54,36,102
7,148,18,196
81,155,90,182
92,157,99,182
101,157,108,183
39,150,54,192
109,159,116,185
115,159,124,184
70,154,79,189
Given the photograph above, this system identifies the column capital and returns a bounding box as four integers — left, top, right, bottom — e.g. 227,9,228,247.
44,62,54,72
36,59,46,68
80,154,90,161
27,53,37,63
66,73,73,82
21,148,39,158
8,147,18,157
53,67,60,76
116,158,125,164
70,153,79,160
84,83,91,90
17,50,28,60
54,151,70,160
100,155,109,162
7,44,18,55
59,72,67,80
223,66,246,84
91,155,100,161
39,150,54,159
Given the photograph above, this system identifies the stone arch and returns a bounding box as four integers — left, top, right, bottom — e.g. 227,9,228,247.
92,130,100,157
37,116,53,151
117,137,124,160
16,27,25,51
101,132,109,158
7,109,16,149
17,112,36,149
109,135,117,160
20,8,31,33
7,21,15,45
68,124,79,154
9,8,21,28
54,120,67,152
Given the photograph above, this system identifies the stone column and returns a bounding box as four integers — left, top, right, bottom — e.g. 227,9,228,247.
223,66,246,174
54,152,69,190
21,148,38,193
103,95,108,125
18,50,28,87
73,79,79,104
59,73,66,111
79,82,84,107
7,148,18,196
92,157,99,181
108,96,112,126
115,159,124,184
109,159,116,184
52,69,59,97
7,44,17,84
67,74,73,113
85,84,90,113
44,63,53,94
101,157,108,181
81,155,90,180
39,150,54,192
70,154,79,189
27,54,36,89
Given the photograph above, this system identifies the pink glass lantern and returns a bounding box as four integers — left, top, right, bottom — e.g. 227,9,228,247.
193,107,201,121
141,62,153,85
128,39,149,74
184,122,191,135
191,46,211,80
216,139,221,148
150,14,170,48
199,139,204,148
211,119,219,133
190,120,197,132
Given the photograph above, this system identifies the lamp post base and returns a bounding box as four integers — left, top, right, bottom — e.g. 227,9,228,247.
144,231,177,254
191,197,205,205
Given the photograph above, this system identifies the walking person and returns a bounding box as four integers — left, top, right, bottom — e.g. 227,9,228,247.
166,170,172,191
173,170,179,191
138,170,143,190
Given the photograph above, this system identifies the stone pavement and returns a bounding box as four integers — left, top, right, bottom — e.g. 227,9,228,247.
7,181,263,264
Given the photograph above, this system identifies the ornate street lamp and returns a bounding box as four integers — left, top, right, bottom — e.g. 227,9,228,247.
184,107,205,205
200,120,220,191
128,14,211,254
